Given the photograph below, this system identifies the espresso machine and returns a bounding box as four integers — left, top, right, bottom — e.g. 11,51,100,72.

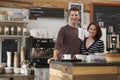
25,36,55,67
107,33,120,52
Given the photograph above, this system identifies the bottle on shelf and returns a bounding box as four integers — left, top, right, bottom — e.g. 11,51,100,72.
14,52,19,68
7,51,12,67
20,46,25,63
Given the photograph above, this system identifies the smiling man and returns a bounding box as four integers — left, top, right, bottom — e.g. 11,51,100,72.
48,7,81,63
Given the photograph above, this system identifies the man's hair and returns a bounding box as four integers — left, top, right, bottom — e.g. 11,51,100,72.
68,7,80,15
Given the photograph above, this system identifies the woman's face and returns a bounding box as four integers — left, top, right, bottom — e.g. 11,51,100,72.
88,24,97,38
69,11,80,25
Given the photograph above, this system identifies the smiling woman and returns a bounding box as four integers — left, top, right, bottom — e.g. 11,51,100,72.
80,23,104,55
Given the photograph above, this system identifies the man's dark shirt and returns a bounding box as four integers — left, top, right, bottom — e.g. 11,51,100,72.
55,25,81,59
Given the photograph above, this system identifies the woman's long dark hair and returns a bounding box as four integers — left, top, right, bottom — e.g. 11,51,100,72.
87,23,102,40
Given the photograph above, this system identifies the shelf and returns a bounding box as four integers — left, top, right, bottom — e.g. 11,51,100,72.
0,20,28,26
0,35,29,38
0,19,29,38
0,20,28,23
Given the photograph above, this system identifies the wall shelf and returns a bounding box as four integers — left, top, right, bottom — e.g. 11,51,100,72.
0,20,28,26
0,20,28,23
0,35,29,38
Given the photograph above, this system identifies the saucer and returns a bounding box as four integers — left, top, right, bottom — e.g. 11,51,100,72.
59,59,82,62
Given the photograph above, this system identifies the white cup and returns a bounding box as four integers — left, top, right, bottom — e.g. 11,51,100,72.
75,54,85,61
25,68,31,75
62,54,71,60
14,68,21,74
86,55,95,63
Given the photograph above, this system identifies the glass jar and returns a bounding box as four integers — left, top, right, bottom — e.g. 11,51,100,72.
0,26,4,35
22,26,27,36
17,26,22,35
4,26,10,35
10,26,15,35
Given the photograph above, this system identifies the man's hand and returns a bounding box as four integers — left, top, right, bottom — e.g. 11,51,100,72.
47,57,58,64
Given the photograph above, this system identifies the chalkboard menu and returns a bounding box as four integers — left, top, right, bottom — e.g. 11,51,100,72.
29,7,64,19
90,3,120,34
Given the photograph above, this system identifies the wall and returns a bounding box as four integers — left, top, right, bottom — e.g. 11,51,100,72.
0,0,120,12
28,18,67,35
27,5,90,36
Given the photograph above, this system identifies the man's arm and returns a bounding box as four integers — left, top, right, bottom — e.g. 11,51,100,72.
47,49,59,63
53,49,59,59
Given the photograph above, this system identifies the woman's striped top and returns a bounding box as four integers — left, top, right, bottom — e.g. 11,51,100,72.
80,37,104,55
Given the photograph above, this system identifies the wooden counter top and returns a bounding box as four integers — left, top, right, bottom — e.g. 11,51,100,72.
50,60,120,66
49,61,120,80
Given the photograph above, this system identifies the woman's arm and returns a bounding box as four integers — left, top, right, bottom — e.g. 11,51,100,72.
98,40,104,53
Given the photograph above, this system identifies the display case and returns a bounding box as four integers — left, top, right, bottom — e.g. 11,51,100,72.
0,7,29,64
0,22,29,64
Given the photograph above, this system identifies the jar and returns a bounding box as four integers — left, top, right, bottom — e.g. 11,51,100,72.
4,26,10,35
21,60,30,74
0,12,2,21
22,26,27,36
10,26,15,35
17,26,22,35
7,11,13,21
0,26,4,35
25,68,31,75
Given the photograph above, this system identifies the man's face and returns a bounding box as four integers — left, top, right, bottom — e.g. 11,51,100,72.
69,11,80,25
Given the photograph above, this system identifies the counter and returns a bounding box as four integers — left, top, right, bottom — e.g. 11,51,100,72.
0,74,34,80
49,60,120,80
